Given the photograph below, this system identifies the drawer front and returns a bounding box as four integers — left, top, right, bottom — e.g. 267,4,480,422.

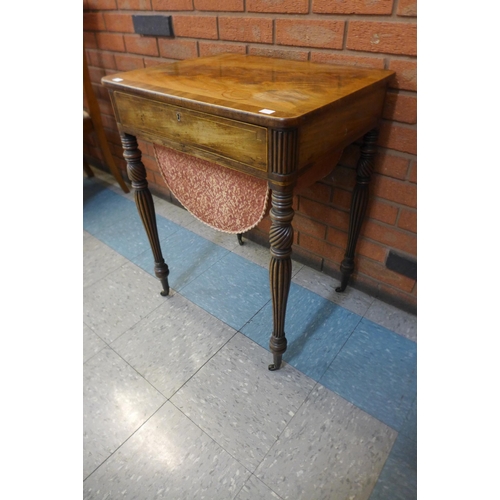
114,92,267,171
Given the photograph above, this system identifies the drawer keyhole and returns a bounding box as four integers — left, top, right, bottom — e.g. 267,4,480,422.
176,112,181,122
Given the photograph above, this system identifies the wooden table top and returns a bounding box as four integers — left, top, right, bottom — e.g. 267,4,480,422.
102,54,394,127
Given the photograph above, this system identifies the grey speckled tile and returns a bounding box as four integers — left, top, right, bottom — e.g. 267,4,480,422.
83,348,165,480
292,265,374,316
112,293,236,398
171,333,316,472
186,217,241,251
255,385,397,500
236,475,282,500
83,231,128,289
154,197,196,227
83,262,167,344
83,401,250,500
83,323,107,363
364,299,417,342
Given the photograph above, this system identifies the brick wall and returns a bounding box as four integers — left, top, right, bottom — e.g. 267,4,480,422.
83,0,417,314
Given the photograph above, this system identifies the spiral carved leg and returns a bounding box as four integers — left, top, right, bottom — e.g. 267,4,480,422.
120,133,170,296
268,188,294,371
336,129,378,293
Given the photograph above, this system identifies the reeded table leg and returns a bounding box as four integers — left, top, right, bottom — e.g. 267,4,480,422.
336,128,379,293
268,187,294,371
120,133,170,296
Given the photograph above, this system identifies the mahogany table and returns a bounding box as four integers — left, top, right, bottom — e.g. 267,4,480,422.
102,54,394,371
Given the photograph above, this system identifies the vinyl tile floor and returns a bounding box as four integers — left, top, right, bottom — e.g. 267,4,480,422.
83,169,417,500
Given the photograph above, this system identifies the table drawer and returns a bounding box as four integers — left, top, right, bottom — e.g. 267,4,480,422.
113,92,268,171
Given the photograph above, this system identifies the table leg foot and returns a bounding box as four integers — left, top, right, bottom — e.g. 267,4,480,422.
268,353,283,371
237,233,244,245
335,259,354,292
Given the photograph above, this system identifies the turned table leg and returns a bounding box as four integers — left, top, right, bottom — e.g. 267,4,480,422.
268,187,294,371
120,133,170,296
336,128,378,293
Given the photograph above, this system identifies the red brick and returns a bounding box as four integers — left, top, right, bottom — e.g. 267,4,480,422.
388,59,417,91
357,257,415,292
199,41,246,56
294,213,327,239
326,226,348,249
367,199,398,225
124,35,159,56
331,188,352,211
159,39,198,59
383,92,417,124
257,216,272,233
144,57,165,67
83,13,106,32
379,122,417,155
356,238,387,263
84,32,97,49
249,46,309,61
117,0,152,8
375,152,409,180
87,50,116,70
88,66,106,85
173,15,218,39
194,0,243,11
313,0,393,15
311,51,385,69
363,220,416,255
115,53,145,71
398,0,417,16
408,160,416,183
372,174,416,207
398,209,416,233
219,17,273,43
104,13,134,33
96,33,125,52
299,198,350,231
142,154,159,173
347,21,417,56
300,233,344,261
276,19,345,49
101,112,120,131
297,182,332,204
87,0,117,9
330,164,356,189
153,0,194,9
248,0,308,14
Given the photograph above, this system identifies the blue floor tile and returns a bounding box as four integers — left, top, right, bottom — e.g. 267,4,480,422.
320,318,417,431
180,252,271,331
132,226,229,291
91,210,181,262
241,283,362,381
369,433,417,500
400,396,417,442
83,185,137,234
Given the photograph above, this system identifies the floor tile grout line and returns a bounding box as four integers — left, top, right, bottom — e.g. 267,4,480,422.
250,380,321,491
83,399,170,483
232,473,285,500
